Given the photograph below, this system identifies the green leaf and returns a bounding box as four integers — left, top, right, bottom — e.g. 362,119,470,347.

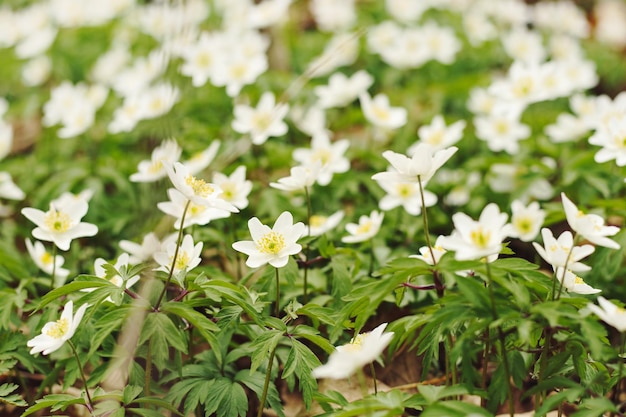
138,312,188,371
282,339,321,408
203,378,248,417
36,275,110,311
21,394,84,416
250,329,284,373
0,383,27,407
571,397,618,417
235,370,284,417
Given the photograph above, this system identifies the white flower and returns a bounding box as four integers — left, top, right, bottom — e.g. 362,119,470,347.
84,253,140,302
292,133,350,186
474,108,530,155
409,115,465,152
158,188,230,229
371,144,458,185
554,267,601,295
532,228,595,272
154,234,203,281
211,51,268,97
561,192,620,249
509,200,545,242
27,300,89,355
342,210,384,244
182,140,220,175
269,163,321,192
306,210,344,237
232,211,306,268
0,172,25,200
212,166,253,210
138,82,180,120
314,70,373,109
231,92,289,145
307,32,359,77
376,179,437,216
51,190,94,211
587,296,626,332
165,162,238,212
22,200,98,251
410,236,447,266
589,115,626,167
312,323,394,379
119,232,161,264
130,139,182,183
25,238,70,280
309,0,356,33
438,204,511,261
360,92,407,130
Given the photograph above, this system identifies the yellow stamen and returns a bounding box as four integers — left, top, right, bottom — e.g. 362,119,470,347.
185,175,214,197
45,318,69,339
44,210,71,233
40,252,53,266
310,215,327,228
257,232,285,254
470,227,491,248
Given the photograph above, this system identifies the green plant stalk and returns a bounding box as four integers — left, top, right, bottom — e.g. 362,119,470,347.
145,339,152,397
481,328,490,408
485,262,514,417
230,215,242,282
303,186,312,304
257,346,277,417
370,362,378,395
275,268,281,318
154,200,191,311
68,340,95,415
612,332,626,412
51,244,57,290
417,175,444,297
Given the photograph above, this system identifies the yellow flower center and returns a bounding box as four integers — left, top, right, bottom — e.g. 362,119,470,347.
356,221,373,235
470,227,491,248
514,216,533,234
230,63,247,80
149,160,163,173
372,105,390,121
427,130,444,145
252,112,273,132
343,333,366,352
313,149,331,165
494,120,510,135
309,215,327,228
40,251,53,266
396,183,415,198
195,52,211,68
44,210,72,232
185,175,214,197
46,318,69,339
257,232,285,254
221,184,235,201
574,276,585,285
189,203,205,216
175,252,190,270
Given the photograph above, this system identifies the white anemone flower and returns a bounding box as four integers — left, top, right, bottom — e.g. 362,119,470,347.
130,139,182,183
376,179,437,216
359,92,407,130
438,203,511,261
27,300,89,355
409,115,465,152
341,210,384,244
372,144,458,185
22,200,98,251
410,236,447,266
231,92,289,145
181,140,220,175
83,253,140,302
554,267,601,295
232,211,306,268
119,232,161,264
0,172,25,200
561,192,620,249
154,234,203,282
509,200,545,242
532,228,595,272
212,166,253,210
158,188,230,229
312,323,394,379
305,210,344,237
292,133,350,186
587,296,626,332
164,162,238,213
269,163,321,192
25,238,70,281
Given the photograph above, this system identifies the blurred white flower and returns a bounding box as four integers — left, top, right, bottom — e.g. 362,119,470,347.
439,203,511,261
305,210,344,237
212,166,253,210
119,232,162,264
360,92,407,130
342,210,384,244
309,0,356,33
22,200,98,251
474,107,530,154
21,55,52,87
554,267,601,295
411,236,447,266
25,238,70,281
314,70,373,109
0,172,25,200
410,115,465,152
232,92,289,145
587,296,626,332
182,140,220,175
532,228,594,272
154,234,203,283
27,300,89,355
293,134,350,186
130,139,182,183
561,192,620,249
509,200,545,242
270,163,321,192
372,144,458,185
232,211,306,268
84,253,140,302
376,179,437,216
312,323,394,379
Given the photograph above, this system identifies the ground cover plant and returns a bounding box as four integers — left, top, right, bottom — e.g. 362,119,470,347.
1,0,626,416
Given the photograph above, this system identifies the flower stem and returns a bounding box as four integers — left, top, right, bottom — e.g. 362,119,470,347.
257,346,277,417
485,262,514,417
51,244,57,290
370,362,378,394
68,340,94,415
275,268,281,318
230,215,242,282
612,333,626,413
303,186,312,304
417,175,443,297
145,338,152,397
155,200,191,311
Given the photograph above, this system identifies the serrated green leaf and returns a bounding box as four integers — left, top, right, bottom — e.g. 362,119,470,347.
0,383,27,407
282,339,320,408
250,329,283,373
139,312,187,371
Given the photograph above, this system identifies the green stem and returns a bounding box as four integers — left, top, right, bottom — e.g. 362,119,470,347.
554,233,578,301
613,333,626,412
370,362,378,395
481,328,490,408
231,215,242,282
51,245,57,290
145,339,152,397
68,340,94,415
257,346,277,417
417,176,444,297
485,262,514,417
275,268,281,318
303,186,312,304
155,200,191,311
